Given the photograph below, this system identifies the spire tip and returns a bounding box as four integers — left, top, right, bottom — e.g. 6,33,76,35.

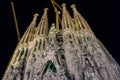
44,8,49,12
34,13,39,17
33,13,39,20
61,3,66,7
71,4,76,8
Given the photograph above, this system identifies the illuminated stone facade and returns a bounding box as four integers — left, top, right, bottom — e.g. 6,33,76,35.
2,3,120,80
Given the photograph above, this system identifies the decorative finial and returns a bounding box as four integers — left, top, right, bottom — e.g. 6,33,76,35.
33,13,39,20
61,3,67,11
71,4,77,13
34,13,39,17
44,8,49,12
71,4,76,8
43,8,49,15
61,3,66,7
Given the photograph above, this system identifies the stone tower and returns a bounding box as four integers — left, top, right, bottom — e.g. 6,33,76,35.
2,2,120,80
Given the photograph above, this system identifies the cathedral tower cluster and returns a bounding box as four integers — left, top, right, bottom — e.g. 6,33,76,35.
2,3,120,80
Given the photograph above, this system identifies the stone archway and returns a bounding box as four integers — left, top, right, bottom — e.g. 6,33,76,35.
41,60,57,80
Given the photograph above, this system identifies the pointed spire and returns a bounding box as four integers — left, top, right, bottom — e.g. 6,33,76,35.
36,8,49,36
34,8,48,50
71,4,91,30
61,3,66,12
33,13,39,21
61,3,74,29
20,13,38,44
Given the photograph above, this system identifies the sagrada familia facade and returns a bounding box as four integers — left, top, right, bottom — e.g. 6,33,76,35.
2,2,120,80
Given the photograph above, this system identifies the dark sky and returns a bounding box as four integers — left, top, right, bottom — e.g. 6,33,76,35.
0,0,119,79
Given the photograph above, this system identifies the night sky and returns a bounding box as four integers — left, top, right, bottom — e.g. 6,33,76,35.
0,0,119,79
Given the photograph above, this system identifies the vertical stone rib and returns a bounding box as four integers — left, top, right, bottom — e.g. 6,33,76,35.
71,4,91,30
61,3,74,29
36,8,48,36
20,13,38,44
2,2,120,80
35,8,48,50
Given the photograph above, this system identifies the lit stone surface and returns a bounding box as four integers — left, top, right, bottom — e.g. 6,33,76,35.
2,3,120,80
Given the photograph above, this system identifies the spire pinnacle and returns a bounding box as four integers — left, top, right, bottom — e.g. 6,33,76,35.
61,3,66,7
71,4,91,30
44,8,49,14
71,4,78,13
61,3,66,11
61,3,75,29
36,8,49,36
71,4,76,8
20,13,38,43
33,13,39,21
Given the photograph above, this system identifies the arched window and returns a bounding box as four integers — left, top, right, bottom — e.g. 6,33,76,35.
43,61,57,75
